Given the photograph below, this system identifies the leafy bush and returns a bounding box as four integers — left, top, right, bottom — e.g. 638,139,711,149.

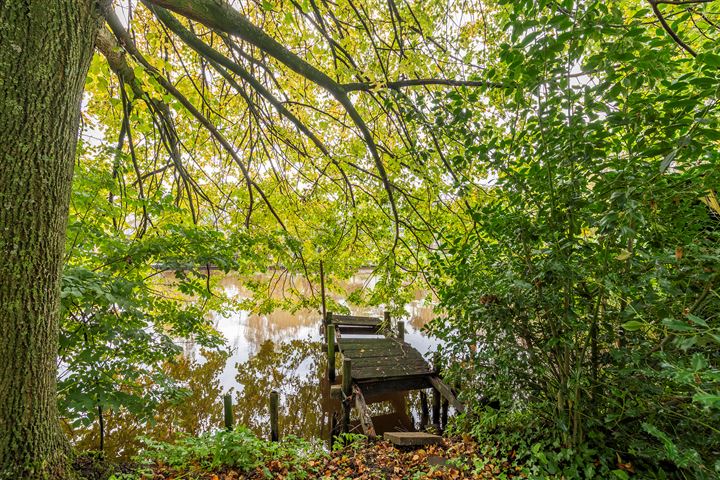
426,0,720,477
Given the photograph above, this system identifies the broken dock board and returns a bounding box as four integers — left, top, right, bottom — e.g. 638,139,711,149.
384,431,443,447
428,376,464,413
352,384,376,437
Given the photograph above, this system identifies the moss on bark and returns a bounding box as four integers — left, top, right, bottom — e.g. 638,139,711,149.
0,1,100,478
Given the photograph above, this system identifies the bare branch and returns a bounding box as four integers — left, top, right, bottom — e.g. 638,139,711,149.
648,0,698,56
343,78,508,91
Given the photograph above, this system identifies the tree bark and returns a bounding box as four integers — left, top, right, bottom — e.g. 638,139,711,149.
0,1,100,478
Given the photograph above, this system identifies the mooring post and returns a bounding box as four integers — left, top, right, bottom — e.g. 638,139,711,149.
328,412,339,450
269,390,279,441
441,397,449,430
397,320,405,342
223,393,234,431
326,324,336,382
432,351,441,427
341,358,352,433
383,310,391,330
320,260,327,322
420,390,429,428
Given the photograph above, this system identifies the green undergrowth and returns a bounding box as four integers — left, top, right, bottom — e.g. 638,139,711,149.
128,427,325,479
448,408,720,480
75,417,719,479
79,427,530,479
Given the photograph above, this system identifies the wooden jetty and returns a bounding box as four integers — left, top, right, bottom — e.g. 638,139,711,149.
324,311,463,440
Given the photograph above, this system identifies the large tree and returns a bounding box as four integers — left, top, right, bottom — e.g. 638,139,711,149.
0,2,101,477
0,0,485,476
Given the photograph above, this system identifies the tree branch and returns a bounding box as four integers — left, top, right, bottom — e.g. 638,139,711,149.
343,78,508,91
648,0,698,56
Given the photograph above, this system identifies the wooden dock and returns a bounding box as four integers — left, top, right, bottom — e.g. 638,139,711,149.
324,312,463,439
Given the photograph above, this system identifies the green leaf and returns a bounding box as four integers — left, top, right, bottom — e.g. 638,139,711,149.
615,249,632,261
622,320,645,331
659,149,676,173
692,393,720,408
686,314,707,327
698,52,720,67
661,318,694,332
612,469,629,480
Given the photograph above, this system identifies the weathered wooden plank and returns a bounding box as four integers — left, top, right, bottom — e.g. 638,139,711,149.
384,432,442,446
352,357,429,369
338,340,411,354
352,356,430,368
338,339,399,349
332,314,382,326
353,362,433,374
353,385,376,437
337,338,399,349
339,349,407,358
429,376,465,413
352,357,430,368
346,347,427,358
334,325,384,335
352,365,434,380
358,376,433,397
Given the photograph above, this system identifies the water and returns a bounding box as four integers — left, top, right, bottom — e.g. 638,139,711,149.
68,270,438,458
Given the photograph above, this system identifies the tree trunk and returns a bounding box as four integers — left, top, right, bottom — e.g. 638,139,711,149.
0,2,99,478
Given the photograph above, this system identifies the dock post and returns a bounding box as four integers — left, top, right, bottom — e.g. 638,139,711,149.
432,388,441,427
420,391,429,428
320,260,327,322
441,398,449,430
223,393,234,431
432,351,441,427
383,310,391,330
326,324,336,382
270,390,279,441
341,358,352,433
397,320,405,342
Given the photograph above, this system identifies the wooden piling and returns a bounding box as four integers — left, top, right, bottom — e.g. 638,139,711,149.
326,324,336,382
269,390,279,441
397,320,405,342
320,260,327,322
341,358,352,433
441,398,449,430
420,391,429,428
432,388,441,426
383,310,391,329
223,394,234,431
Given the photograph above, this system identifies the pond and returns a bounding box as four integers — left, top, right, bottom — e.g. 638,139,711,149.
68,270,439,459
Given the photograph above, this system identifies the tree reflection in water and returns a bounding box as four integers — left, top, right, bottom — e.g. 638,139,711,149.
233,338,326,440
65,350,229,460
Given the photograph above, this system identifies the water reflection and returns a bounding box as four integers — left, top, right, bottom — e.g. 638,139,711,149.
66,349,229,459
68,271,438,458
232,338,325,440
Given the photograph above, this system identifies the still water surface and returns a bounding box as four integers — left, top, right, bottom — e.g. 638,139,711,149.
71,271,438,458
